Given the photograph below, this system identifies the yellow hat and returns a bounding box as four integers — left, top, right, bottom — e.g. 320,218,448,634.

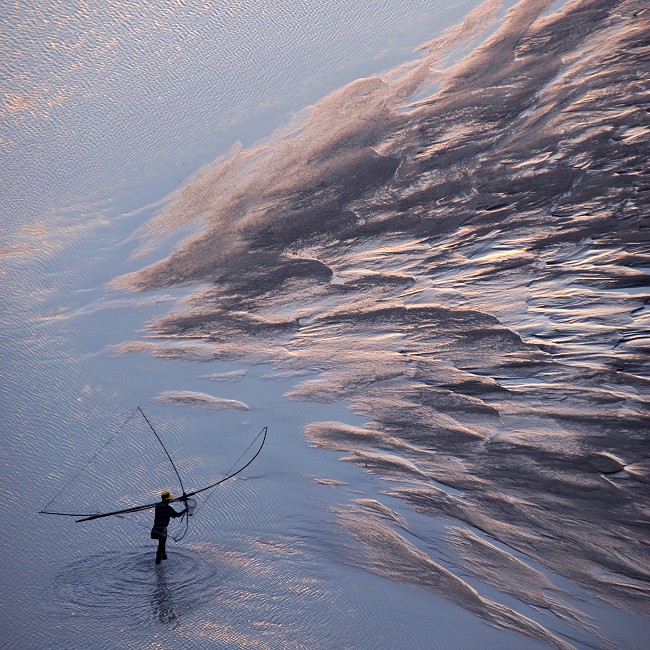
161,491,173,501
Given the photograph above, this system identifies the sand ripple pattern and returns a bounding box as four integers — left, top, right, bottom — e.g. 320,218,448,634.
116,0,650,646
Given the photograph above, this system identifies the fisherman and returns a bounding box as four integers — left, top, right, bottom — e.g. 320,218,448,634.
151,491,188,564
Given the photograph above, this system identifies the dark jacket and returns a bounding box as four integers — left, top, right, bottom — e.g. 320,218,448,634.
151,502,183,538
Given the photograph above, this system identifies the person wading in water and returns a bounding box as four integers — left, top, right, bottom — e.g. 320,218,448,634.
151,491,188,564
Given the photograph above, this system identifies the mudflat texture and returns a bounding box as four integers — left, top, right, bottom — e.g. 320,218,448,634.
111,0,649,646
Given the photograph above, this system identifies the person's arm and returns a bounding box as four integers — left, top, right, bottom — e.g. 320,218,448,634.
170,505,188,518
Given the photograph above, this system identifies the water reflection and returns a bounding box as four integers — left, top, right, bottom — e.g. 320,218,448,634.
151,565,178,627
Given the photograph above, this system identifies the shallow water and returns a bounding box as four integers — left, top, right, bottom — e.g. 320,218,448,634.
2,0,649,648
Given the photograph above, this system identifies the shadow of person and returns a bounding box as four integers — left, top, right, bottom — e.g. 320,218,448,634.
151,564,178,626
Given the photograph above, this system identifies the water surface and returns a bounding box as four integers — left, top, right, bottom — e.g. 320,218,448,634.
2,0,648,648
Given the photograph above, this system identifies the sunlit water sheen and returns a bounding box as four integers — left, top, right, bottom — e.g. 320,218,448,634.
2,0,649,649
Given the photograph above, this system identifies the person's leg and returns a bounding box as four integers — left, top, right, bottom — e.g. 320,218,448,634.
161,535,168,560
156,536,164,564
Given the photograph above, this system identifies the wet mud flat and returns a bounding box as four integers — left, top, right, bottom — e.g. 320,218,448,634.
114,0,649,646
